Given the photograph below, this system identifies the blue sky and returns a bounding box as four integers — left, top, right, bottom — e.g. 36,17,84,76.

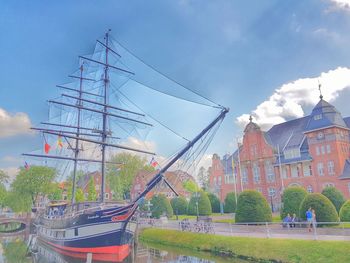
1,0,350,178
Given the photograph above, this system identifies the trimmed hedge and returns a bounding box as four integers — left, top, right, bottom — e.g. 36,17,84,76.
280,187,307,219
207,192,221,213
150,194,173,219
299,193,338,223
339,200,350,221
235,190,272,223
187,191,212,216
224,192,237,213
170,196,188,215
321,186,345,213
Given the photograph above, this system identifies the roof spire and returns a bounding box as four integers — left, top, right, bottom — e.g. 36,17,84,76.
318,79,323,100
249,115,253,122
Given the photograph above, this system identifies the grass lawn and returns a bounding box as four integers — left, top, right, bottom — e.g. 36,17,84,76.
140,228,350,263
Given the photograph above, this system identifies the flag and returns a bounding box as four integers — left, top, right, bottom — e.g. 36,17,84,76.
150,157,158,168
57,135,63,148
24,161,30,170
44,142,51,154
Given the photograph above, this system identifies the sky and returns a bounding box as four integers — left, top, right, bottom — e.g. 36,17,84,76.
1,0,350,180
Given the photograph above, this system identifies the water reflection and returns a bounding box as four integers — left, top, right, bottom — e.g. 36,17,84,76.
0,235,249,263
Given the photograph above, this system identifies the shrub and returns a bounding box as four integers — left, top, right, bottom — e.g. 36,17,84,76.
224,192,237,213
170,196,188,215
187,191,212,216
280,187,307,219
339,200,350,222
299,193,338,223
150,194,173,219
235,190,272,223
207,192,221,213
321,186,345,213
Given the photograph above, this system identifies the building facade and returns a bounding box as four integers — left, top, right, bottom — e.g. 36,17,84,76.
209,97,350,209
77,171,113,201
130,170,196,201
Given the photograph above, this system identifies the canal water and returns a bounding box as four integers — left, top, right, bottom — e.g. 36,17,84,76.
0,234,252,263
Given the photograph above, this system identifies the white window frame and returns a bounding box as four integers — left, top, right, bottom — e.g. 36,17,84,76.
317,162,324,176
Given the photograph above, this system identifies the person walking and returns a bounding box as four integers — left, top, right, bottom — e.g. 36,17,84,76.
312,209,317,229
306,208,312,232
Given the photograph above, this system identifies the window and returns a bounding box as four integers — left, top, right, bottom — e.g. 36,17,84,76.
348,183,350,193
250,145,257,156
213,177,217,186
326,145,331,154
316,146,320,156
256,187,262,193
314,114,322,120
282,166,288,179
303,164,310,177
218,176,222,185
291,165,298,178
321,146,325,155
268,187,276,197
309,165,313,176
317,163,324,176
105,193,109,200
253,163,260,183
74,228,79,236
242,167,248,184
324,183,335,188
328,161,335,175
317,132,324,139
307,185,313,193
284,148,301,159
265,161,275,182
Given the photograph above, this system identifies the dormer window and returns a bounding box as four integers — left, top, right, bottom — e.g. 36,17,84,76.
314,114,322,120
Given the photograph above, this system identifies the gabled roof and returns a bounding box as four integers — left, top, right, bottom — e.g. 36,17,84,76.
339,159,350,180
304,99,347,132
266,116,309,149
76,171,100,189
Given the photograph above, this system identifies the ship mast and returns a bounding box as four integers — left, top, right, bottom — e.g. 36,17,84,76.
71,64,84,203
100,30,110,202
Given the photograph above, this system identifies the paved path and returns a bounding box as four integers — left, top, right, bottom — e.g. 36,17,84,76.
141,219,350,241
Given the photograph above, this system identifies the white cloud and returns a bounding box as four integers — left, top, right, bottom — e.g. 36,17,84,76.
329,0,350,10
236,67,350,130
0,108,32,138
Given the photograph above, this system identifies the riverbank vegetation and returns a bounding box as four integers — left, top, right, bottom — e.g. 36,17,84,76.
140,228,350,263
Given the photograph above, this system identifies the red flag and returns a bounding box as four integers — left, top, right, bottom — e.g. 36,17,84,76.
44,143,51,154
150,157,158,168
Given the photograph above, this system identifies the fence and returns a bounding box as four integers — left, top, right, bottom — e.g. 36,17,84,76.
139,219,350,241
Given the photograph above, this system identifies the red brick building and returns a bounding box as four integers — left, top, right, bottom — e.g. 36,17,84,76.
130,170,196,201
209,97,350,210
77,171,113,201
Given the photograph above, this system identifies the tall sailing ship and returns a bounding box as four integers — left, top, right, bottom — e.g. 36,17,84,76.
24,30,228,262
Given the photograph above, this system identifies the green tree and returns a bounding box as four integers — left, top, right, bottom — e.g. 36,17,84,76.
321,186,345,213
0,169,9,185
197,166,209,190
47,182,63,201
182,180,199,193
339,200,350,222
150,194,173,218
280,187,308,219
11,166,56,207
0,183,7,208
4,191,32,212
299,193,338,224
207,192,220,213
236,190,272,223
87,177,97,201
187,191,212,216
106,153,155,200
170,196,188,215
75,188,85,202
224,192,237,213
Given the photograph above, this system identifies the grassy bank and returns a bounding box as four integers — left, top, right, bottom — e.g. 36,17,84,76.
140,228,350,263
